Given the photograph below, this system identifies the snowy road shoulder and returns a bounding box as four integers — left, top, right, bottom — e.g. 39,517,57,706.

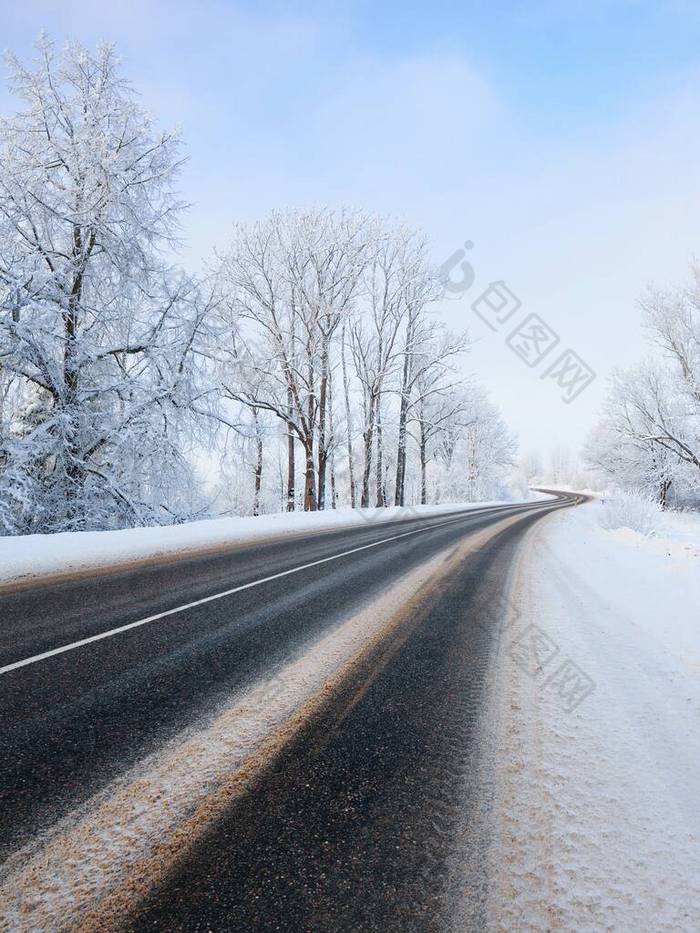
484,500,700,931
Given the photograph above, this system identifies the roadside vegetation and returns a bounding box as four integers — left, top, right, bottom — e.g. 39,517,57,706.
584,266,700,511
0,39,517,534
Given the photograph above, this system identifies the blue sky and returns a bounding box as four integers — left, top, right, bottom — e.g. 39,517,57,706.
3,1,700,459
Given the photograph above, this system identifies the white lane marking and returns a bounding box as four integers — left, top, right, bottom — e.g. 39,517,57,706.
0,513,487,676
0,501,562,677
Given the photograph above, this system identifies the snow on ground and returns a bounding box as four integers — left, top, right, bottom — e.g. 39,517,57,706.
485,498,700,931
607,508,700,563
0,496,546,589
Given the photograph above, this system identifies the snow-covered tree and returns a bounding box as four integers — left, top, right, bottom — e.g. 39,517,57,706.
350,233,406,508
0,38,210,532
391,240,460,506
585,265,700,507
214,209,511,513
409,335,470,504
0,40,524,536
520,450,543,484
216,209,371,512
584,363,688,505
424,385,516,503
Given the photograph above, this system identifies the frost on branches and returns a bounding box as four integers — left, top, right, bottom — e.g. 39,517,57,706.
585,265,700,509
213,210,518,516
0,39,210,533
0,38,521,534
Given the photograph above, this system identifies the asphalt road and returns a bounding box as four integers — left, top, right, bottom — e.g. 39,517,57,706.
0,493,579,930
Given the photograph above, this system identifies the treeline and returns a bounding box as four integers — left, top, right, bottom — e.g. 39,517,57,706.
213,210,516,516
0,39,516,534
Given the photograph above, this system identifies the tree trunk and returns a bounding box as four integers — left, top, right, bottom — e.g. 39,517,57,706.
252,408,263,517
341,324,356,508
317,389,328,510
394,321,413,507
394,391,409,507
277,455,285,512
303,439,317,511
375,396,385,507
360,396,375,508
330,455,337,508
659,477,672,509
328,367,337,509
419,409,427,506
305,352,317,511
63,225,88,526
317,340,329,510
286,388,295,511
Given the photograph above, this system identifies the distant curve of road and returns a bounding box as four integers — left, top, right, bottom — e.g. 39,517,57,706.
0,492,580,931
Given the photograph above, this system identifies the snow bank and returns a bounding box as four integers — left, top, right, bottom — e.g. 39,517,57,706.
0,497,540,589
600,489,663,536
482,499,700,930
605,506,700,561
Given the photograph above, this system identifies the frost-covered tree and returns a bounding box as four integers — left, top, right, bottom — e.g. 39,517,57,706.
520,450,543,484
391,238,458,506
350,235,405,508
0,42,522,532
585,265,700,507
214,210,502,512
409,335,470,504
584,363,688,505
0,39,209,533
459,389,517,501
217,209,370,512
424,385,516,503
407,333,469,499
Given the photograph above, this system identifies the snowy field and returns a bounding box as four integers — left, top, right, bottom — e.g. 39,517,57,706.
486,498,700,931
0,497,546,589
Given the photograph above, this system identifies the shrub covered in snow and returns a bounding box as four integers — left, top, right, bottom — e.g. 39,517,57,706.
600,489,662,536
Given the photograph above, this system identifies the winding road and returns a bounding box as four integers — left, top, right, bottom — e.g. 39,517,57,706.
0,492,579,931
